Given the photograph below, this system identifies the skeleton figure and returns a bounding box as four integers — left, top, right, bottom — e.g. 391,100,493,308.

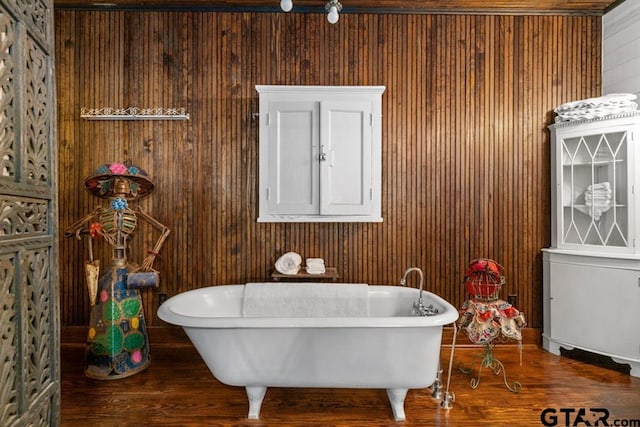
65,162,169,380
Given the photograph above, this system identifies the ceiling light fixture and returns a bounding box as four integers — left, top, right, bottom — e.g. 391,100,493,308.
278,0,343,24
280,0,293,12
325,0,342,24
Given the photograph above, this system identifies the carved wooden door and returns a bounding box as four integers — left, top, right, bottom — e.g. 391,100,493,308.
0,0,59,426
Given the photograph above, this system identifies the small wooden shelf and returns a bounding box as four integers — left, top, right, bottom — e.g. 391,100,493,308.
271,267,339,281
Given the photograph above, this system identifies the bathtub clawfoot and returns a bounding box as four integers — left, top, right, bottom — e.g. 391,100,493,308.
386,388,408,421
246,386,267,419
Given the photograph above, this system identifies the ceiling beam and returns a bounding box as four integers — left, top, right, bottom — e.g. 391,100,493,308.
53,0,617,15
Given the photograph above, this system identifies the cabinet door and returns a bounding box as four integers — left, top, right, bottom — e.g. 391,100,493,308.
556,126,634,251
320,101,372,215
549,261,640,360
267,101,320,215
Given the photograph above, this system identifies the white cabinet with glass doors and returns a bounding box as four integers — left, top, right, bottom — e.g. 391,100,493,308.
543,112,640,377
549,113,640,253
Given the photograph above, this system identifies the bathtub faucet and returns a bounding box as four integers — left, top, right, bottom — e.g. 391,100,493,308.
400,267,439,317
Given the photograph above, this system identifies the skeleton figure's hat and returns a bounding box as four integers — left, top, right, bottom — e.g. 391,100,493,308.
84,162,155,199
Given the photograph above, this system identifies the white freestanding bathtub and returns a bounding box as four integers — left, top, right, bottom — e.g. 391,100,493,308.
157,283,458,421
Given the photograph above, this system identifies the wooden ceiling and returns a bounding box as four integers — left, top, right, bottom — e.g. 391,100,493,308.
53,0,622,15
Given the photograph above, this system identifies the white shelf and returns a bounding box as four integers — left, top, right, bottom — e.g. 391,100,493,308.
563,205,625,210
563,159,625,166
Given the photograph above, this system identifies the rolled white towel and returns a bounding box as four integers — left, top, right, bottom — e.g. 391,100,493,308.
275,252,302,275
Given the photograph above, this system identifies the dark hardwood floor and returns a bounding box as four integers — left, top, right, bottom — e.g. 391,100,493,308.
61,333,640,426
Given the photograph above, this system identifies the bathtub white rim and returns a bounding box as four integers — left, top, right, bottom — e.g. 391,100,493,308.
159,314,459,329
157,284,459,329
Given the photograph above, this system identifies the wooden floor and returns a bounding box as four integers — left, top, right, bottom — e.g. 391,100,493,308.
61,336,640,426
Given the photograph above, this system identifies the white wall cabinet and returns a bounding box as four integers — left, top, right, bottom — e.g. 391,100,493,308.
256,85,385,222
543,112,640,377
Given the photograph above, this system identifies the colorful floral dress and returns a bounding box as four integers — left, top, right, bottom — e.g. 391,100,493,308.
85,266,150,379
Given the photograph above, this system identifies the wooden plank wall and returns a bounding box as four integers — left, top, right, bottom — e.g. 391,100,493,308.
55,10,601,329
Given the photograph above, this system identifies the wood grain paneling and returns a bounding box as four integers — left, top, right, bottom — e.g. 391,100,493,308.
55,10,602,330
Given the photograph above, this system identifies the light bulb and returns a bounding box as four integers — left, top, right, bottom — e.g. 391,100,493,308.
280,0,293,12
327,5,339,24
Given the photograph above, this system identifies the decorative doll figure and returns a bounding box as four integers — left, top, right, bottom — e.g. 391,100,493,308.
66,162,170,379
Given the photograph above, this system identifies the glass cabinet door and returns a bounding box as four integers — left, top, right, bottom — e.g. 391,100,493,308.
560,130,628,248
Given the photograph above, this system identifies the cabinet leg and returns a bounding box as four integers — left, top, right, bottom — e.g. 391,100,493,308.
543,339,565,356
611,358,640,378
